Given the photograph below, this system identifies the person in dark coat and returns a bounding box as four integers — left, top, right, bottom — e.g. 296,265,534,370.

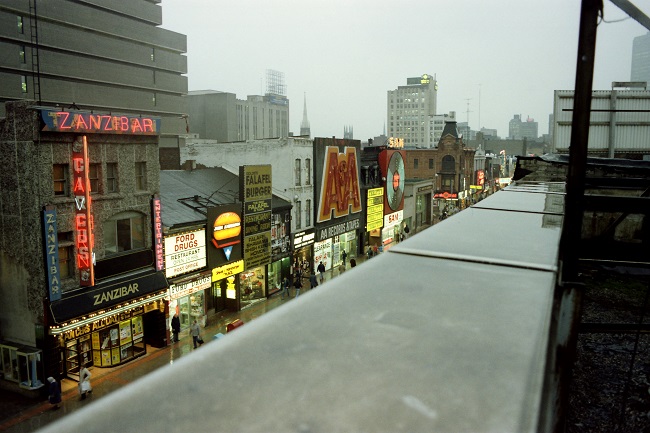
293,273,303,297
317,261,326,283
309,271,318,289
171,313,181,343
48,377,61,409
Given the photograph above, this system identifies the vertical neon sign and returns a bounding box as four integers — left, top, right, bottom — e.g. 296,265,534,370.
152,196,164,271
72,136,94,286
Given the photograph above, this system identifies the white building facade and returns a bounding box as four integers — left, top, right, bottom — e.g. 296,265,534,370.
180,136,314,233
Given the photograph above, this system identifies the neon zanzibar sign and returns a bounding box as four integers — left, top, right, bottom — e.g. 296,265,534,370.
73,136,95,286
41,110,160,135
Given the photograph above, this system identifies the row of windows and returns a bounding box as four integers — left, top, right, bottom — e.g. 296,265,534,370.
294,158,311,186
293,199,311,230
54,162,146,196
56,211,146,287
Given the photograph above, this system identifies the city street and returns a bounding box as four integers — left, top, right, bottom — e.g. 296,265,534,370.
0,254,367,432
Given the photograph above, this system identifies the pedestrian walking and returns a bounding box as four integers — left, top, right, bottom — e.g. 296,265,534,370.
317,261,326,283
47,377,61,410
309,272,318,289
367,246,373,259
342,250,347,266
280,276,290,299
190,320,203,349
79,365,92,400
294,273,303,297
171,313,181,343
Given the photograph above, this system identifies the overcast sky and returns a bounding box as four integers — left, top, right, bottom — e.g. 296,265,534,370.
160,0,649,142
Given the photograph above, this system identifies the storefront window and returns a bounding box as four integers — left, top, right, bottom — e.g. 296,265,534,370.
190,292,205,324
240,266,266,309
90,315,146,368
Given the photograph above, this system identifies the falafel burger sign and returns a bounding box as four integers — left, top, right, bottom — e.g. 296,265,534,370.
207,204,243,269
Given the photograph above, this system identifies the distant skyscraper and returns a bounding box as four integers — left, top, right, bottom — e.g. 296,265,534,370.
387,74,438,148
300,93,310,137
187,90,289,141
631,32,650,85
344,125,353,139
509,114,538,140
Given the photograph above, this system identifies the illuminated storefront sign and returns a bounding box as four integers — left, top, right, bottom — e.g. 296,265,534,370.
476,169,485,188
207,204,243,269
434,192,459,199
366,188,384,232
153,197,164,272
169,274,211,300
384,210,403,228
212,259,245,282
41,110,160,135
164,229,207,278
388,137,404,148
43,208,61,301
316,217,360,242
317,146,362,223
293,230,315,249
73,136,94,286
240,165,272,269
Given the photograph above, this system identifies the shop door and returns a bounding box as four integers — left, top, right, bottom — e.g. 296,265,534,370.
213,280,227,313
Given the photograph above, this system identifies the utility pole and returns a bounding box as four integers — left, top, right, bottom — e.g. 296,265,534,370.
464,98,473,125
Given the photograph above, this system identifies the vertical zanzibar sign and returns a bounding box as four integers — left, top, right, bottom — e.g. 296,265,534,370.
152,196,164,271
72,136,94,286
43,208,61,301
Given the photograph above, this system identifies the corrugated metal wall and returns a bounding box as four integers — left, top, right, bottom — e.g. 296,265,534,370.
553,90,650,152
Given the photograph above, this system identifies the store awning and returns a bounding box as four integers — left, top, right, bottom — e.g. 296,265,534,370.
49,269,168,326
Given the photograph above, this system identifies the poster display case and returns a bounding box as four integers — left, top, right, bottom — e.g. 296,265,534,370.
91,315,146,367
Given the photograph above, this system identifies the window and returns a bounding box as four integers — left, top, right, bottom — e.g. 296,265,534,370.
89,163,100,194
295,201,302,230
135,162,146,191
58,232,74,280
106,163,118,193
442,155,455,172
53,164,69,196
151,48,155,62
305,159,311,185
414,158,419,169
19,46,25,63
429,159,434,170
305,199,311,227
17,16,23,34
294,159,301,186
21,75,27,94
104,212,145,255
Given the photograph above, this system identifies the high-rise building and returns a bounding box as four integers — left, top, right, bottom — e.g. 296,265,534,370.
429,111,456,145
0,1,188,152
631,32,650,85
508,114,538,140
187,90,289,142
387,74,438,148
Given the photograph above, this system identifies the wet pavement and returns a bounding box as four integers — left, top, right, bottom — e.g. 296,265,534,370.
0,254,370,432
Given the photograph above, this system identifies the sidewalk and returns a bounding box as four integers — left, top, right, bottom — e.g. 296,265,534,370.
0,252,372,432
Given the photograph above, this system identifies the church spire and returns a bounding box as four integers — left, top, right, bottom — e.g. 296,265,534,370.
300,92,310,138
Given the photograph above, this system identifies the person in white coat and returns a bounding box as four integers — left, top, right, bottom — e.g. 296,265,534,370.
79,365,92,400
